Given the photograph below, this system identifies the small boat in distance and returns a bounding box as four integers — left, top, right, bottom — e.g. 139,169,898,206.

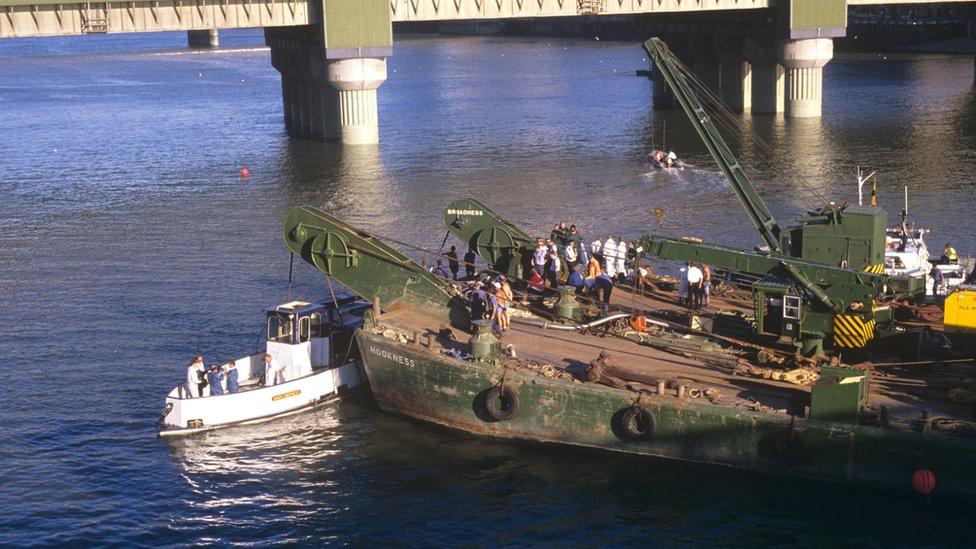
648,149,683,170
157,298,369,437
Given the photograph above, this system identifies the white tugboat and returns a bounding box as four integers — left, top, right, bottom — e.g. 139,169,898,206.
857,172,969,297
157,298,369,437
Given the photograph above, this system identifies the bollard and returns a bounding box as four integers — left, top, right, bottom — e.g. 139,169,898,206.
678,385,686,399
414,331,422,346
879,404,889,429
372,296,381,319
657,380,666,395
427,335,436,350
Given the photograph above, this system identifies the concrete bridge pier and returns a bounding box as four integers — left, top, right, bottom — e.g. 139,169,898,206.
779,38,833,118
187,29,218,48
265,0,392,144
687,35,721,96
744,38,784,115
268,30,389,144
714,37,751,112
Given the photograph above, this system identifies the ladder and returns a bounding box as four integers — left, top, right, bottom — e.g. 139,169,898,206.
576,0,605,15
82,2,108,33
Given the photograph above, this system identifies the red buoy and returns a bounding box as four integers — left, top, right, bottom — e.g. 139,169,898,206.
913,469,936,495
239,167,250,179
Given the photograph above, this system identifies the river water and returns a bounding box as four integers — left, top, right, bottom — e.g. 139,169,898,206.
1,29,974,545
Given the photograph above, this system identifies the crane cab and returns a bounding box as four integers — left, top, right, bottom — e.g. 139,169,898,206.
784,205,887,274
753,279,803,341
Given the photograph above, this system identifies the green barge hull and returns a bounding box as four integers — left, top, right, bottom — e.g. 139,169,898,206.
357,328,976,497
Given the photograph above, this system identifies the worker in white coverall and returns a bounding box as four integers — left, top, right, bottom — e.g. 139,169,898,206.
603,236,617,278
614,238,627,279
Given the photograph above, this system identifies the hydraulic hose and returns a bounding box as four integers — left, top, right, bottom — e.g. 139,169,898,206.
511,313,669,332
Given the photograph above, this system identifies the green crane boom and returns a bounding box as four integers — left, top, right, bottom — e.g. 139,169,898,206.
283,205,469,327
636,234,888,313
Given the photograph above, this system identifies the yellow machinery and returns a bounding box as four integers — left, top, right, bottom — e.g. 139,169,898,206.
944,286,976,334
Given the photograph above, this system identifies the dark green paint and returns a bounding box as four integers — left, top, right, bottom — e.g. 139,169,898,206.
283,205,469,327
359,330,976,497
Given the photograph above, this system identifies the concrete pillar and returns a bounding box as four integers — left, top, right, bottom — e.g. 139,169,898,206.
327,58,386,145
779,38,833,118
750,64,785,114
745,38,784,115
187,29,218,48
717,61,751,111
280,75,294,135
713,36,750,112
687,35,721,94
267,30,389,145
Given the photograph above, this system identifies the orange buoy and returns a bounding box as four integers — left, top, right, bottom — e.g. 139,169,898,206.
912,469,936,495
240,167,250,179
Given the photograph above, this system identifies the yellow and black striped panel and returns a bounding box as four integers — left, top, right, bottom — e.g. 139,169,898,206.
833,315,876,348
863,263,886,275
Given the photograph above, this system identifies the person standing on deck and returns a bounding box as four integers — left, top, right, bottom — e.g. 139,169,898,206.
263,353,283,386
930,264,944,296
469,281,488,320
446,245,459,280
614,238,627,280
603,236,618,278
186,356,206,398
225,362,240,394
687,262,704,310
568,263,585,292
702,263,712,307
500,275,514,304
677,262,689,306
206,364,224,396
491,281,510,332
433,260,451,279
533,239,548,277
545,251,561,288
942,243,958,264
464,247,477,279
591,235,603,256
564,240,578,266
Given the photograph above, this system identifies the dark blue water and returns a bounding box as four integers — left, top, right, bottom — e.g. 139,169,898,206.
2,29,975,546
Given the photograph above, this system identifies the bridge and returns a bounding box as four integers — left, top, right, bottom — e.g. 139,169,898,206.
1,0,974,143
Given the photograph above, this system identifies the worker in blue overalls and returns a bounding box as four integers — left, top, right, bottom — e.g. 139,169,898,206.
206,364,224,396
225,362,240,394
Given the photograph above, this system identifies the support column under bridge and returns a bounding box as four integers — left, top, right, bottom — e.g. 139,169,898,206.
266,0,392,145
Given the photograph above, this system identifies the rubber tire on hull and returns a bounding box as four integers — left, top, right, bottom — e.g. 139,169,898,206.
619,406,656,440
485,386,519,421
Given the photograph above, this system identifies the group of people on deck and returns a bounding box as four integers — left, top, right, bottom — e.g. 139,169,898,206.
468,275,514,333
184,353,285,398
430,245,479,281
677,261,712,310
448,218,719,330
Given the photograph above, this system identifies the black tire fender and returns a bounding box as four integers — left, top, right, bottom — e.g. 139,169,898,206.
618,405,656,440
485,385,519,421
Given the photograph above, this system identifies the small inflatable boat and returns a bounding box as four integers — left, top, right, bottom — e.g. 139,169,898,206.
648,150,683,170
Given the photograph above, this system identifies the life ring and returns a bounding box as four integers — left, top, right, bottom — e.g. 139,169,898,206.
619,405,656,439
485,385,519,421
